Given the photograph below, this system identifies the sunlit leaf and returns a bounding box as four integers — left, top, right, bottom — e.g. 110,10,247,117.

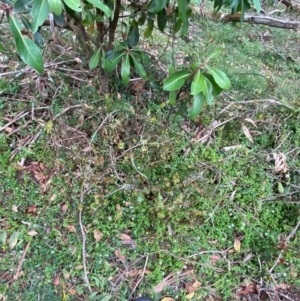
169,90,176,106
163,70,190,91
234,238,241,252
31,0,50,33
85,0,112,17
48,0,63,15
9,231,20,249
121,53,130,85
191,71,206,95
189,93,205,119
253,0,261,13
9,14,44,73
63,0,81,12
202,77,214,105
206,66,231,90
206,46,223,60
89,48,100,70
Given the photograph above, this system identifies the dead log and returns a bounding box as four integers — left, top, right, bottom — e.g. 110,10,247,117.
220,13,300,30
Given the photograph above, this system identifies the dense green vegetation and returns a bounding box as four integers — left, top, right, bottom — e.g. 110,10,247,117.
1,0,300,301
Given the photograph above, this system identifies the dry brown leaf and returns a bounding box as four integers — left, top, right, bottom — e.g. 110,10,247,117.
50,194,57,201
192,280,202,289
74,265,83,270
66,225,76,233
186,292,195,300
27,230,38,236
244,118,257,128
28,205,37,214
273,152,289,174
161,298,174,301
61,203,68,212
242,123,253,143
119,233,132,241
210,255,221,265
114,249,126,262
234,238,241,252
53,275,60,286
185,283,195,294
93,229,103,242
116,204,121,211
12,205,18,212
5,127,13,133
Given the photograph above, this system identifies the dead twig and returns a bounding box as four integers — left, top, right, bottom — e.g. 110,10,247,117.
128,256,149,300
0,111,29,132
269,218,300,274
12,240,31,281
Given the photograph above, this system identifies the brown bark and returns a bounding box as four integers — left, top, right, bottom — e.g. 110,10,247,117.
220,13,300,30
108,0,121,50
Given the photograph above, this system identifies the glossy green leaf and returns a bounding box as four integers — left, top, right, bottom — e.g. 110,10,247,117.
206,66,231,90
53,12,68,26
178,0,187,22
105,50,125,72
191,71,206,95
202,78,214,105
130,54,147,79
9,14,44,73
48,0,62,15
31,0,50,33
169,90,176,106
85,0,112,17
203,73,223,97
127,23,139,47
173,18,182,34
148,0,168,13
121,54,130,85
253,0,261,13
63,0,81,12
0,230,7,244
89,48,100,70
180,19,189,37
189,93,205,119
163,70,190,91
157,8,167,32
20,15,31,30
13,0,32,13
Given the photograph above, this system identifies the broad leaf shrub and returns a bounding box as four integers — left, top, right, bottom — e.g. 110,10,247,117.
1,0,260,117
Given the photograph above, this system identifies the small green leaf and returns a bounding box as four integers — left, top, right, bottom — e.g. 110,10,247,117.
169,90,176,106
163,70,190,91
121,54,130,85
253,0,261,13
85,0,112,17
63,0,81,12
45,120,53,134
48,0,63,15
178,0,187,22
9,231,20,249
191,70,206,95
206,46,223,60
277,182,284,193
89,48,100,70
206,66,231,90
189,93,205,119
130,54,147,79
31,0,50,33
0,230,7,244
157,8,167,32
9,14,44,73
202,77,214,105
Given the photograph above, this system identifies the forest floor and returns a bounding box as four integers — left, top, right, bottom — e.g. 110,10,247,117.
1,6,300,301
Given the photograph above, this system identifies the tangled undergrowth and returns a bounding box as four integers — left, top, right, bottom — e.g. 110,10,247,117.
1,10,300,301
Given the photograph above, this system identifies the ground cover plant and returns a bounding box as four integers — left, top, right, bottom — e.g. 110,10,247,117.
1,0,300,301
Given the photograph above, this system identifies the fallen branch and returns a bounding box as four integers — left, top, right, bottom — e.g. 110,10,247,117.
221,13,300,30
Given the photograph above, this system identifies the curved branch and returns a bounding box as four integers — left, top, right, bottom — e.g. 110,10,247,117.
220,13,300,30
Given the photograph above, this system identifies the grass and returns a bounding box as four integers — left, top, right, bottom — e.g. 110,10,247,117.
1,6,300,301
